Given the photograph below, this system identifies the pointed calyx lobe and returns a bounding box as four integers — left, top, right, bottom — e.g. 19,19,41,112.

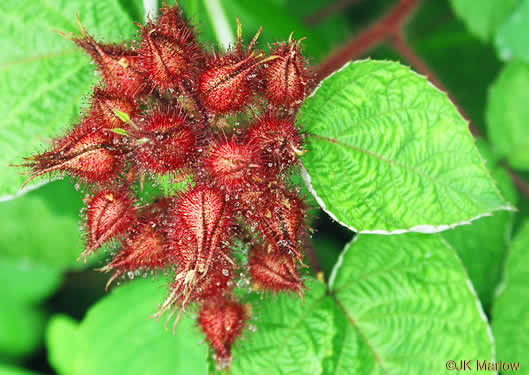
263,36,312,106
160,186,235,313
74,33,146,99
249,244,304,294
83,189,136,257
22,4,313,367
138,7,202,90
133,105,198,174
23,120,122,186
198,297,248,366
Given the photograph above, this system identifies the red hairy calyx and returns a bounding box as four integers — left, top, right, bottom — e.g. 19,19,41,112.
198,297,248,367
22,4,313,368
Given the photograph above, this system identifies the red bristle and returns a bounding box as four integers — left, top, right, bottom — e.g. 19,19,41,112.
246,188,307,259
247,114,303,173
158,186,235,314
133,106,197,174
203,139,265,190
74,32,146,98
23,120,122,185
156,5,198,43
198,297,248,367
198,53,262,114
99,220,169,288
82,189,136,258
138,22,202,90
90,86,138,129
249,243,304,294
166,256,234,306
263,37,311,107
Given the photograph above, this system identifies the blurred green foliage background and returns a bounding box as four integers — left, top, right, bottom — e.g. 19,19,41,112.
1,0,529,373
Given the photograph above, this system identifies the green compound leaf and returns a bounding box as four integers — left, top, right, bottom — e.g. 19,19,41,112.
496,0,529,61
486,60,529,170
0,0,142,200
327,233,494,374
449,0,520,41
47,279,208,375
442,140,518,312
493,219,529,370
230,280,335,375
300,60,511,234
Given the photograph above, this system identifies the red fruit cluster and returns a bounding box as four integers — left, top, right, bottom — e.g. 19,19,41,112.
22,5,312,366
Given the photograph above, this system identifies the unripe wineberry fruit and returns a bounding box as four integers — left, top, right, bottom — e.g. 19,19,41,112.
249,244,303,294
198,297,248,366
82,189,136,258
263,37,311,106
133,106,197,174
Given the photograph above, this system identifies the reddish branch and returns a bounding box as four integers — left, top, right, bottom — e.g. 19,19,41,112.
305,0,365,26
315,0,529,199
315,0,421,82
388,33,481,137
508,168,529,199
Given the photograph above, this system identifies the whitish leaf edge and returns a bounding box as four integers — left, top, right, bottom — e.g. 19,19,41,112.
301,59,514,235
440,237,497,369
301,165,513,235
328,235,497,370
0,178,59,203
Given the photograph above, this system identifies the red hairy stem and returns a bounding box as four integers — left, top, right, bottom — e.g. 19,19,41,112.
315,0,422,82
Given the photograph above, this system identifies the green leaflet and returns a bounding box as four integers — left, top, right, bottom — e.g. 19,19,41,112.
487,60,529,170
496,0,529,61
46,279,208,375
47,233,494,375
230,280,336,375
326,233,494,374
300,60,511,233
442,140,518,312
0,0,142,199
493,219,529,370
449,0,520,42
